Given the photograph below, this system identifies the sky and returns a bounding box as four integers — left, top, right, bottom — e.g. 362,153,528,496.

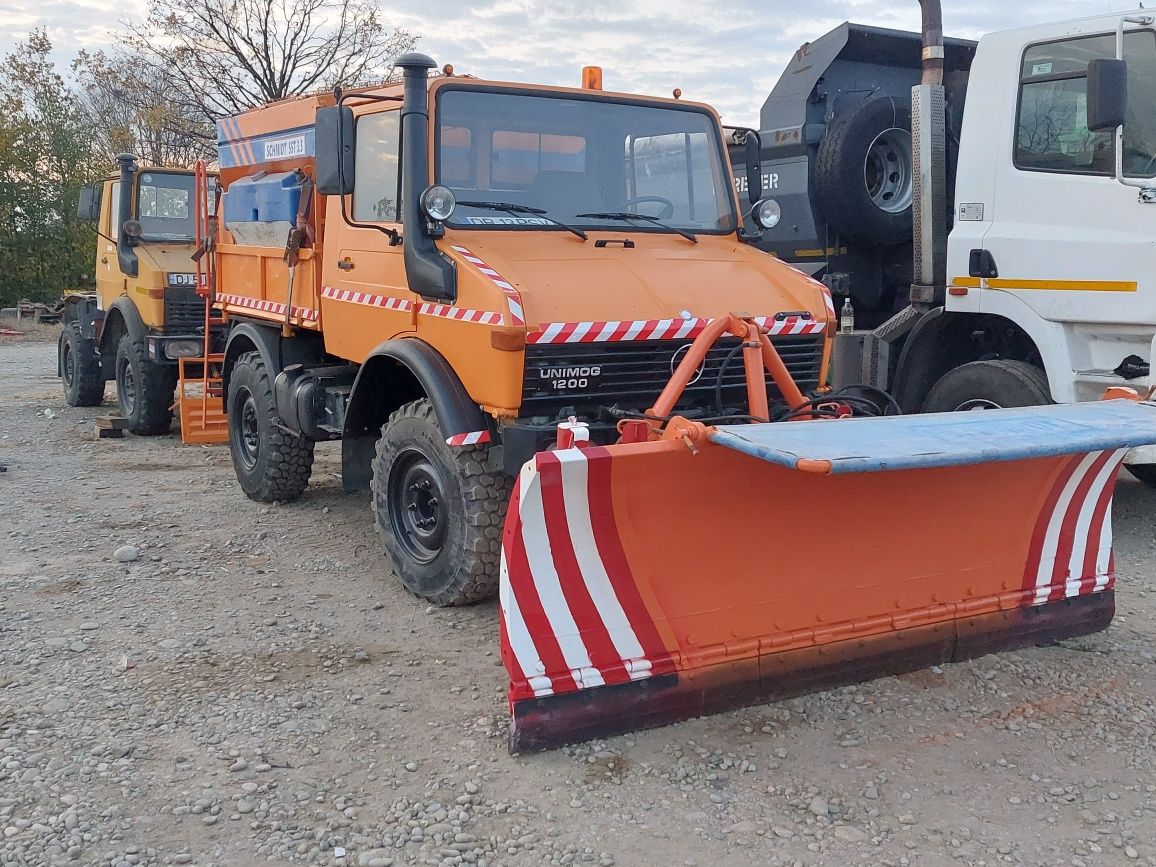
0,0,1133,126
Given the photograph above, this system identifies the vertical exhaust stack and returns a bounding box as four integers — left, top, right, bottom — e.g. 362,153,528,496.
396,52,457,301
910,0,947,307
116,153,139,278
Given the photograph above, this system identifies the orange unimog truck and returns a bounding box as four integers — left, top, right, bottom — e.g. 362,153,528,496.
205,53,1156,751
209,55,831,604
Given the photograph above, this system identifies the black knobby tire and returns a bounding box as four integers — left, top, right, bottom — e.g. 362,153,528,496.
814,96,914,246
226,351,315,502
922,359,1052,413
60,324,104,407
371,399,511,606
1126,464,1156,486
114,334,178,435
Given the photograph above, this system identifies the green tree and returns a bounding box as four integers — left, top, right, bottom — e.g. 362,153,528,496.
0,31,100,306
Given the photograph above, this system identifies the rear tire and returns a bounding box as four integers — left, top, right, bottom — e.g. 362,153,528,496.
922,359,1052,413
60,324,104,407
814,96,914,246
226,351,314,502
371,399,510,606
115,334,177,434
1126,464,1156,486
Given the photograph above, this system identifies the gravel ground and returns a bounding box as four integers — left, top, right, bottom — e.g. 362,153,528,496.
3,334,1156,867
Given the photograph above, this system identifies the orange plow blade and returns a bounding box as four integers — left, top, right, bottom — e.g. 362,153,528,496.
501,400,1156,752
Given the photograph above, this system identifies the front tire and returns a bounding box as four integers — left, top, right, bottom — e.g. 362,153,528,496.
60,324,104,407
114,334,177,434
226,351,314,502
922,360,1052,413
371,399,510,606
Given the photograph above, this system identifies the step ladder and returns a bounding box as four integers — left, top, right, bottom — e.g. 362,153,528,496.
178,159,229,446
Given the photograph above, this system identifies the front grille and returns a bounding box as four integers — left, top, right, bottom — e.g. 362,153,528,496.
522,334,824,417
164,286,207,334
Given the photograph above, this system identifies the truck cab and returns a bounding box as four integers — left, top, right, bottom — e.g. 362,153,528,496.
64,157,222,434
732,10,1156,480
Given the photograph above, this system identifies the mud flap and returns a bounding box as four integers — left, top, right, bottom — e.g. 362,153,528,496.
500,401,1156,753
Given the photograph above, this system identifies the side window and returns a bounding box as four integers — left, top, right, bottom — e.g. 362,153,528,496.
627,132,723,227
1015,31,1156,176
353,111,401,222
108,181,121,240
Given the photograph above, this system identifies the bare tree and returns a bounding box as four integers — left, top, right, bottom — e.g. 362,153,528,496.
72,49,213,166
122,0,414,135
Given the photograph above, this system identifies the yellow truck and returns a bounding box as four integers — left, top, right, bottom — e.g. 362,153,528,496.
63,156,222,434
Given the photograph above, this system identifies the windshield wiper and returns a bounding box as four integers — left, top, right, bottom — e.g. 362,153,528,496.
456,201,587,240
574,211,697,244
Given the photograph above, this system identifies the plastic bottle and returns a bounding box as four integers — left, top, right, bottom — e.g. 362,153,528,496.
839,296,855,334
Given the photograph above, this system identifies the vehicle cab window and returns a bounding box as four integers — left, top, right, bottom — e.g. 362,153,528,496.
1016,30,1156,177
353,110,401,222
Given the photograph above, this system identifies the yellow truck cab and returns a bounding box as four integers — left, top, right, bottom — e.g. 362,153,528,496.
63,156,222,433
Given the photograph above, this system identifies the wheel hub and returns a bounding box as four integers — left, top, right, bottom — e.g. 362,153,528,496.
955,398,1003,412
389,452,449,564
119,358,136,414
236,390,261,469
864,128,913,214
62,343,74,386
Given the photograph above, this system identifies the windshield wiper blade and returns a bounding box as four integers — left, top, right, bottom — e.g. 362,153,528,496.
457,200,587,240
574,211,697,244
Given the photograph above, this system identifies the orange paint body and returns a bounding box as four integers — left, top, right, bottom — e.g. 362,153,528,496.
209,80,833,419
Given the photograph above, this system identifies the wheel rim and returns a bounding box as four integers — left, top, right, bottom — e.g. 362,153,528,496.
954,398,1003,411
863,128,913,214
232,387,261,470
118,356,136,415
62,342,75,388
387,450,449,565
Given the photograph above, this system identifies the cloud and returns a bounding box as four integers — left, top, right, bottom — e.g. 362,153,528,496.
0,0,1120,124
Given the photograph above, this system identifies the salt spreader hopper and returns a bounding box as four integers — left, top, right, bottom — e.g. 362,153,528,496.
501,316,1156,752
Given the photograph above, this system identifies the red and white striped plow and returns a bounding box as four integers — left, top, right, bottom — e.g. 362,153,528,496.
500,400,1156,753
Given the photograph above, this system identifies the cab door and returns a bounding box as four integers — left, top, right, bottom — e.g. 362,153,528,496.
96,180,126,308
320,107,411,363
977,28,1156,330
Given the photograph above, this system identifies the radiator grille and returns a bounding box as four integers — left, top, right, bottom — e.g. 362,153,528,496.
522,334,824,417
164,286,208,334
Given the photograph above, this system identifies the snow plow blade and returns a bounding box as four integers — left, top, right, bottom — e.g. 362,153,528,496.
501,400,1156,753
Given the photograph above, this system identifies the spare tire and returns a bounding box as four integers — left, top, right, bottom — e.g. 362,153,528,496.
814,96,914,246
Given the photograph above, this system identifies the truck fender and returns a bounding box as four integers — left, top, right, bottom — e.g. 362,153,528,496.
96,297,147,379
340,338,488,492
221,321,323,410
890,307,948,412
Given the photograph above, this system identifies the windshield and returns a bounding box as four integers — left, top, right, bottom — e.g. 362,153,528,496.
137,171,196,242
435,88,737,234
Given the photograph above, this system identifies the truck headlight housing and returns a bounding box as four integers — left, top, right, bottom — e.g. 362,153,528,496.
752,198,781,230
165,340,203,360
420,185,456,223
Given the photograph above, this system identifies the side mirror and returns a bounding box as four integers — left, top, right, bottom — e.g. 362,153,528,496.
1087,58,1127,132
77,184,101,222
743,131,763,205
316,106,356,195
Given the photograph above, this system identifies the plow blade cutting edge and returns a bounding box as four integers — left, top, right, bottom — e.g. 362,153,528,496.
500,400,1156,752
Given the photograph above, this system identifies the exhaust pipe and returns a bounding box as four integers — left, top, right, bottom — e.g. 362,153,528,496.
116,153,139,278
396,52,457,302
910,0,947,307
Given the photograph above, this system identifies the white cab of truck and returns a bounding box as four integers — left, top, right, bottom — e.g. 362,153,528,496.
947,11,1156,410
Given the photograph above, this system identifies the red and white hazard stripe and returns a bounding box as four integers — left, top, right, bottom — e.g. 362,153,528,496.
500,447,676,700
445,430,491,447
1022,448,1128,605
320,286,502,325
217,293,318,320
526,315,825,345
820,283,836,318
321,286,412,312
450,245,526,327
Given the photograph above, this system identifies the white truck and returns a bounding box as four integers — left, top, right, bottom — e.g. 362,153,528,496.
733,5,1156,481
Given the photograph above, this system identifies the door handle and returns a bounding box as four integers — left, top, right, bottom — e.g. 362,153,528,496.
101,257,109,264
337,258,355,271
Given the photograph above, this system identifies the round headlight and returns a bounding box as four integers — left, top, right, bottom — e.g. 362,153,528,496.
420,185,456,222
752,198,781,229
